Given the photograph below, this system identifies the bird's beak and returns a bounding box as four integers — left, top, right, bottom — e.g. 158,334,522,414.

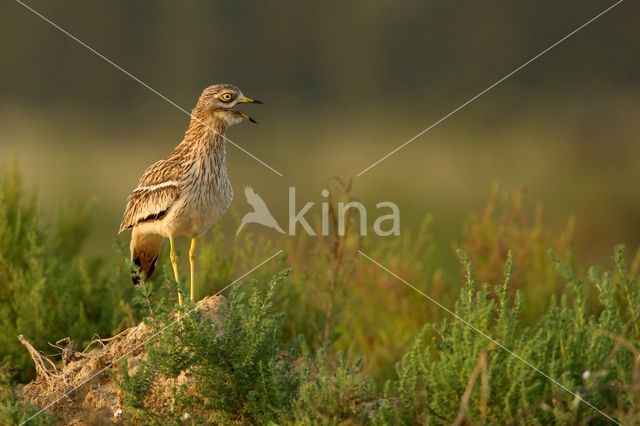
238,111,258,124
236,95,261,123
237,96,263,104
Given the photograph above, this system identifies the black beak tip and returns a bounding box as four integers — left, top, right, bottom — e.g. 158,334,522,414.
249,117,258,124
253,99,263,105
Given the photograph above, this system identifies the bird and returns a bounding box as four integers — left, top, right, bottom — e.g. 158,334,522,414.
118,84,261,306
236,186,285,235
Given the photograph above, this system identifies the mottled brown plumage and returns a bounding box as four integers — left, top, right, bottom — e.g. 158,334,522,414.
118,84,261,304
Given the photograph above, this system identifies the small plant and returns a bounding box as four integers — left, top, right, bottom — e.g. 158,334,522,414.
118,269,301,424
0,370,56,426
373,247,640,424
291,351,377,425
459,186,575,320
0,167,135,381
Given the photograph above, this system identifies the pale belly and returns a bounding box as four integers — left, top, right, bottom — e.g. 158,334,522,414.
152,180,233,238
183,207,225,236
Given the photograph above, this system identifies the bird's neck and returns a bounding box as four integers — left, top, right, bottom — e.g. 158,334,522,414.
185,114,228,144
175,111,229,179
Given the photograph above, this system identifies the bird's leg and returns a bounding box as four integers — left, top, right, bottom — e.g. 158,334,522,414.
189,237,197,303
169,237,183,307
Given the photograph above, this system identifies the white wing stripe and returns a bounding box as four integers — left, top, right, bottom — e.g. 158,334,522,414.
134,180,179,193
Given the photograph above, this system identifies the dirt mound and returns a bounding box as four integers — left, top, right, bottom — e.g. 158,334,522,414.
18,295,226,425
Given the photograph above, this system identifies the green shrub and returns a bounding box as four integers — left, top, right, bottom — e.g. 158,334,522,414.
0,167,135,381
459,186,576,320
291,351,377,425
0,371,56,425
118,270,301,424
374,247,640,424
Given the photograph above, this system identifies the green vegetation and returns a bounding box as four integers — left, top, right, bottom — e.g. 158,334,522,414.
374,247,639,424
0,167,135,382
1,168,639,424
118,271,301,424
0,371,55,426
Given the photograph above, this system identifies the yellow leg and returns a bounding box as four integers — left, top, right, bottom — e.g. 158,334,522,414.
169,237,184,307
189,237,197,303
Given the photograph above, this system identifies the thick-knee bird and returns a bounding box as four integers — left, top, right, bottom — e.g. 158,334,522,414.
118,84,261,306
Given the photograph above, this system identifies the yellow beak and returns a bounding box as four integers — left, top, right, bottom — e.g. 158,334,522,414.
238,111,258,124
237,96,263,104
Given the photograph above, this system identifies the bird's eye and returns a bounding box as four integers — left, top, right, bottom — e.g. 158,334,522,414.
220,93,233,102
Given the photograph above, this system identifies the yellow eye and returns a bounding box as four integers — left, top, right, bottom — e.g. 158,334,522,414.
220,93,233,102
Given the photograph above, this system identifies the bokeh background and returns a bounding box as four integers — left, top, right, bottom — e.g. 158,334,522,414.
1,0,638,268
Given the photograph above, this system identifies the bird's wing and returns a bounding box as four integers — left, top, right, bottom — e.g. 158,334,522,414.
244,186,270,211
118,159,181,234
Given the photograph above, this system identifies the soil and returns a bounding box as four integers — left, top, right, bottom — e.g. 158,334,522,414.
18,295,226,425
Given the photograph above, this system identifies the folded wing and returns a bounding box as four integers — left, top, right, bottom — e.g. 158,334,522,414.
118,159,181,234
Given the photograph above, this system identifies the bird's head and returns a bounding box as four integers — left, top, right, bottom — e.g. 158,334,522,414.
196,84,262,125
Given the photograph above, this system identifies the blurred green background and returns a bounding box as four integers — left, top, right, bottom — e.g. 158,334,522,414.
1,0,638,267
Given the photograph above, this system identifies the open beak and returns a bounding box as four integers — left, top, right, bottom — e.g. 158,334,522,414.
238,111,258,124
236,95,262,123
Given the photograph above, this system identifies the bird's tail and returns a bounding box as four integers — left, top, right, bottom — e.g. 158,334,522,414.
130,227,164,284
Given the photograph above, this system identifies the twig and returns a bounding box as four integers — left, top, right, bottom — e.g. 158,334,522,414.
83,328,131,353
17,335,60,389
452,349,490,426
